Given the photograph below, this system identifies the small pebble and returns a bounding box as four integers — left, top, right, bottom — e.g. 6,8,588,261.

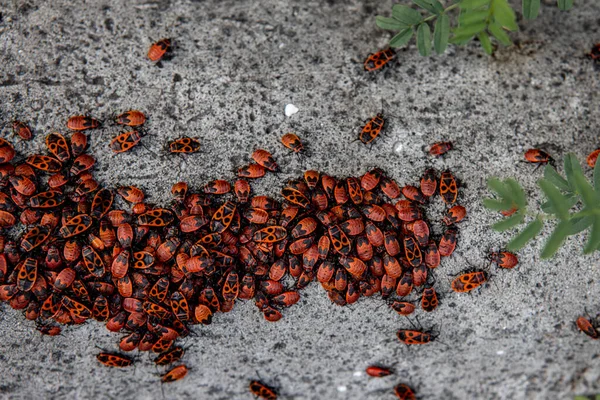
285,104,298,117
393,141,403,155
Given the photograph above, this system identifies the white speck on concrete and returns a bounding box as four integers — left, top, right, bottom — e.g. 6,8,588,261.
393,142,403,155
337,386,347,392
285,104,298,117
353,371,362,377
497,350,505,355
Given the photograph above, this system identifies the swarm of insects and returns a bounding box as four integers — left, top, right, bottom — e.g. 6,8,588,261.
0,110,510,398
0,132,468,331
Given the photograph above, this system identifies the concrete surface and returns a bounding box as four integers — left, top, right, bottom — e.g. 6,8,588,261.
1,0,600,399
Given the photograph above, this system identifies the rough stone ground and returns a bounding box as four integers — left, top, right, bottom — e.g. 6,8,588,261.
0,0,599,399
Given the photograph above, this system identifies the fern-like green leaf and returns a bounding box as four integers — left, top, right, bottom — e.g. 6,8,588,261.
541,221,570,258
434,13,450,54
522,0,540,19
507,218,543,251
376,16,407,31
538,179,570,220
506,179,527,208
453,22,487,38
568,216,594,236
449,34,477,45
544,164,571,192
569,160,600,208
487,177,513,201
392,5,423,25
390,28,414,48
482,198,514,211
540,195,578,215
488,22,512,46
563,153,578,189
584,216,600,254
478,32,493,54
491,0,518,31
417,23,432,56
557,0,573,10
492,212,524,231
458,9,490,26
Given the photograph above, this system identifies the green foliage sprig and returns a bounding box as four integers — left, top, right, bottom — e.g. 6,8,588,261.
376,0,574,55
483,154,600,258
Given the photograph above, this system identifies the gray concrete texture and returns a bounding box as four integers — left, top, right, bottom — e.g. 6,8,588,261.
0,0,599,398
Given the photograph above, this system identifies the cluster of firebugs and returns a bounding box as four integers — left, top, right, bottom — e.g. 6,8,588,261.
1,40,596,399
5,110,523,400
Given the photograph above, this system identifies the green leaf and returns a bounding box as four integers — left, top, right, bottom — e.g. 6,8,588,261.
568,216,594,235
544,164,570,192
522,0,540,19
482,198,513,211
507,218,543,251
434,13,450,54
584,216,600,254
557,0,573,10
541,221,570,258
417,23,432,56
563,153,578,188
453,22,487,38
492,212,524,231
412,0,443,14
392,5,423,25
506,179,527,208
538,179,570,220
540,195,578,214
568,156,600,207
458,9,490,26
460,0,491,10
450,34,477,45
488,22,512,46
491,0,518,31
376,16,407,31
478,32,493,54
487,177,512,201
594,153,600,193
389,28,414,48
432,0,445,13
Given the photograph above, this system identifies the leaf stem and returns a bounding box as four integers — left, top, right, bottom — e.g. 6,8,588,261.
522,208,556,221
422,3,460,24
